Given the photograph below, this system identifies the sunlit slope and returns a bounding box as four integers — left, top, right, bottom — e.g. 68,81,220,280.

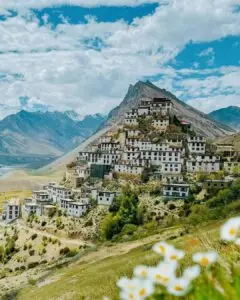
17,220,235,300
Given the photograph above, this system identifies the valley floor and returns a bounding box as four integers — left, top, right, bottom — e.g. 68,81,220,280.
10,220,226,300
0,170,63,192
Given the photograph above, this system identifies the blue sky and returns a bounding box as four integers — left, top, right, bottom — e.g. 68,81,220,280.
0,0,239,119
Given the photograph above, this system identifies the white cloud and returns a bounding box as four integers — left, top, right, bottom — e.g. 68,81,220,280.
199,47,214,57
187,94,240,113
0,0,240,118
198,47,215,66
153,66,240,112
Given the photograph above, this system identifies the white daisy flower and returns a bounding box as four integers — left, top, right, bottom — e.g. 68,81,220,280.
183,265,201,281
134,279,154,299
134,265,150,279
167,277,191,296
117,277,139,291
220,217,240,242
164,248,185,263
152,241,174,256
120,291,137,300
119,279,154,300
192,251,218,267
150,261,177,286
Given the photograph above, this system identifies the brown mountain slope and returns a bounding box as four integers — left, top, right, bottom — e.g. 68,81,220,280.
106,81,235,138
215,133,240,152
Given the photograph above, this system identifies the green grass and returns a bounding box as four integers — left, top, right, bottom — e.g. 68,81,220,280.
14,219,240,300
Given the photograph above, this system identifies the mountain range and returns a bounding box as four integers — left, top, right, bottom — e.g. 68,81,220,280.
208,106,240,131
0,110,106,167
1,81,238,169
39,81,236,174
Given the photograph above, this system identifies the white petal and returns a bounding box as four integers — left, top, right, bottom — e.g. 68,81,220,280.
193,251,218,266
183,265,200,280
235,238,240,245
220,218,240,241
164,248,185,262
167,277,191,296
152,241,174,255
134,265,150,279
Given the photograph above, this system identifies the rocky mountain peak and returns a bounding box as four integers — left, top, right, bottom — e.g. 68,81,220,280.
106,81,235,138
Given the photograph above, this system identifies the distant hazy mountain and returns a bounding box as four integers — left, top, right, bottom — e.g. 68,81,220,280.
0,110,106,167
209,106,240,131
64,110,84,121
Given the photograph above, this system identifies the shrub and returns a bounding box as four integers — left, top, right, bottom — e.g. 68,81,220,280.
120,224,138,236
28,262,39,269
168,203,176,210
84,218,93,227
51,238,58,244
59,247,70,256
31,233,38,240
101,214,121,240
40,259,48,265
5,239,16,256
29,249,35,256
66,249,79,258
28,277,37,285
39,246,46,255
0,246,4,261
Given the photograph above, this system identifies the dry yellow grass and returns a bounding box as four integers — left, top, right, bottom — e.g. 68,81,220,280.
0,170,63,192
16,221,234,300
0,190,32,212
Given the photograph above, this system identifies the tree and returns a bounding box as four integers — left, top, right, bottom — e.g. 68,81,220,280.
101,188,140,240
101,214,121,240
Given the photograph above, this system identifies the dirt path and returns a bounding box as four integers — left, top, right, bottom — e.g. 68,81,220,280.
74,225,183,266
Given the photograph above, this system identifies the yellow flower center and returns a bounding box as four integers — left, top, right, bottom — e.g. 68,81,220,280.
229,228,237,236
140,270,148,277
200,257,210,266
159,245,166,253
129,293,135,300
174,285,184,292
170,254,178,260
155,274,169,283
139,288,147,297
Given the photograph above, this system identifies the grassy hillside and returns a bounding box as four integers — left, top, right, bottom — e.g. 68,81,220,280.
215,133,240,151
13,219,240,300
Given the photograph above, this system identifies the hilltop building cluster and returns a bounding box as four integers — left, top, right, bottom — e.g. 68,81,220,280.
77,97,239,194
2,97,240,223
